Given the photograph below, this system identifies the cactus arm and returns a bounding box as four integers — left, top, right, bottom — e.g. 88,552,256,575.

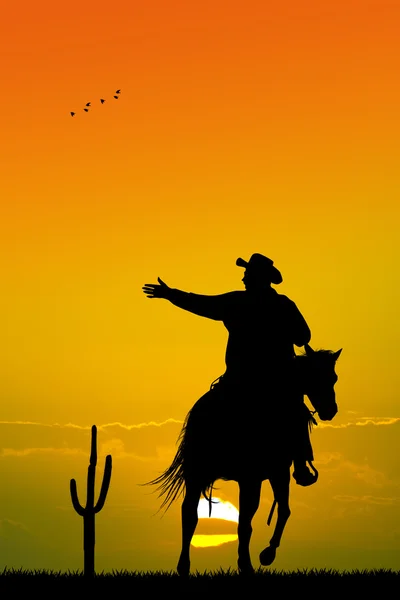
94,455,112,513
70,479,85,516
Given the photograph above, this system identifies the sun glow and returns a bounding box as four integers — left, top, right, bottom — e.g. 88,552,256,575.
191,534,238,548
197,497,239,522
191,497,239,548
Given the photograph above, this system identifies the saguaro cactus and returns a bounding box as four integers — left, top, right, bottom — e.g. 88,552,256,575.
70,425,112,577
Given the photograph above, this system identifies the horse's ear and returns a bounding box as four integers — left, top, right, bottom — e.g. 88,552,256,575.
304,343,315,355
332,348,342,361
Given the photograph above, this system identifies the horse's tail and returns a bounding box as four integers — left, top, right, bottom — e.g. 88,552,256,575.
144,415,189,514
144,410,215,513
144,379,224,515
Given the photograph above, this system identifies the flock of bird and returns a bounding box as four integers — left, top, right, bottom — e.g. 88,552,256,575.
70,89,121,116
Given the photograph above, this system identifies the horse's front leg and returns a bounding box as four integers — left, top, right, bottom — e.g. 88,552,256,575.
177,480,201,577
259,469,291,567
237,478,262,575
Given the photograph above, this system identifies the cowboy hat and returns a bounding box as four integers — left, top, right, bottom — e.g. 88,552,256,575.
236,253,283,284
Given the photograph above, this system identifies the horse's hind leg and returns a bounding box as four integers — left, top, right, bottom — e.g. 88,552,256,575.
177,480,202,577
237,479,262,575
259,469,291,567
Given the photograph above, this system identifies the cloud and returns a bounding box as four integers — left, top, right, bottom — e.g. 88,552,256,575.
0,519,30,538
318,416,400,429
315,452,387,484
313,451,342,465
99,437,172,461
0,418,183,461
1,447,85,457
98,419,184,431
0,418,183,430
334,495,400,506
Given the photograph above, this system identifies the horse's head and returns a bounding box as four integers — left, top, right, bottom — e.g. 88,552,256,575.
300,343,342,421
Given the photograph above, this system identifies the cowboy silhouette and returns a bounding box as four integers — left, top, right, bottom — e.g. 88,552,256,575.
142,253,317,486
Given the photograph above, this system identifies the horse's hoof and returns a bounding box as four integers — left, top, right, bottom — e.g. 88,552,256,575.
259,545,276,566
177,559,190,577
238,561,255,576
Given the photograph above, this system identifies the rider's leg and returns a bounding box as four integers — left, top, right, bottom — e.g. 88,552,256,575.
292,404,318,486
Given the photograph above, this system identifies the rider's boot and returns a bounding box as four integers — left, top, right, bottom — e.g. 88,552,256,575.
292,460,318,486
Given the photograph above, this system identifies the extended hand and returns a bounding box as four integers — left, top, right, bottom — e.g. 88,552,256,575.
142,277,171,299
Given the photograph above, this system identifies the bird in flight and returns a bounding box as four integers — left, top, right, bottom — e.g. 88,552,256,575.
70,89,121,115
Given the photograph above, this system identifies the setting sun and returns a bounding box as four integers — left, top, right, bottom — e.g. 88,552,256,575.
197,498,239,523
192,497,239,548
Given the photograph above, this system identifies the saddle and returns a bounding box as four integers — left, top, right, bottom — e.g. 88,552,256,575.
206,372,316,463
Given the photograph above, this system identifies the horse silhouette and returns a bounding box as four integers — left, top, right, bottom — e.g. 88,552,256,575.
146,343,342,576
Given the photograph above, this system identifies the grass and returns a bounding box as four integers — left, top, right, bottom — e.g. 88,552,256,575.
1,567,399,594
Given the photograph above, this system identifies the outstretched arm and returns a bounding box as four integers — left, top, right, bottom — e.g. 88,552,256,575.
142,277,232,321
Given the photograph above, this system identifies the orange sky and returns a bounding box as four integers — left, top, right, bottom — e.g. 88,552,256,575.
0,0,399,574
